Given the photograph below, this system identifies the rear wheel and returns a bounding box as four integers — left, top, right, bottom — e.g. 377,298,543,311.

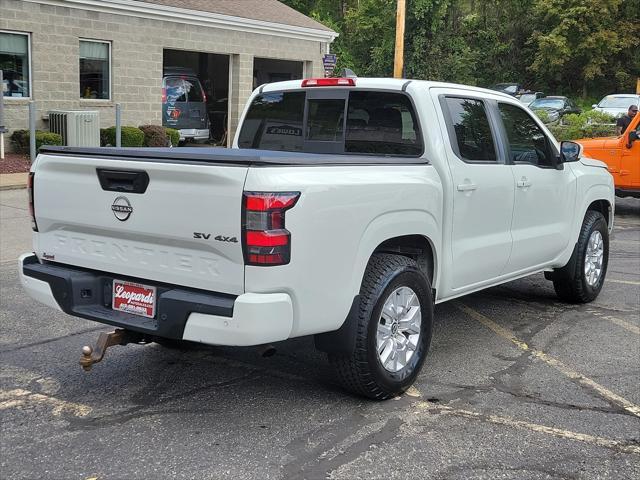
552,210,609,303
329,254,433,400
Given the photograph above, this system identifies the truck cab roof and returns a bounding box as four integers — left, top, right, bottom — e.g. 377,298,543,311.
259,77,518,101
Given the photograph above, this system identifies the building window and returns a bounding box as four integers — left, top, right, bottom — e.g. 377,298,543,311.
79,40,110,100
0,31,31,98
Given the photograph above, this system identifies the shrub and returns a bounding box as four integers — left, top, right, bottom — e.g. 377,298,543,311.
532,109,551,124
10,130,29,152
101,126,145,147
165,128,180,147
100,128,110,147
10,130,63,155
139,125,170,147
548,111,616,141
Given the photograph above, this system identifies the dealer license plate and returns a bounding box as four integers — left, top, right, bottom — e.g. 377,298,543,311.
112,280,156,319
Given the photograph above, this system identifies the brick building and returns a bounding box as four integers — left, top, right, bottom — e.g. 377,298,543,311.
0,0,337,147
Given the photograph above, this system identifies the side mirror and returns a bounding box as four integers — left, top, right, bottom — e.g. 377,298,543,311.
560,141,582,163
591,104,597,108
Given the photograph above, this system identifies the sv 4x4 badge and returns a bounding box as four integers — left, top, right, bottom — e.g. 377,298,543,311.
193,232,238,243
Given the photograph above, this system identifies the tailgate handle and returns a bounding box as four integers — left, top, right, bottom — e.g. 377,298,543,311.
97,169,149,194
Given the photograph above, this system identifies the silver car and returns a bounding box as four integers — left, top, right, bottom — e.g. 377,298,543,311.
592,94,640,118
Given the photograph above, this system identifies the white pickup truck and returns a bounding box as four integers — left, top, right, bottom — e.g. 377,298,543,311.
20,77,614,399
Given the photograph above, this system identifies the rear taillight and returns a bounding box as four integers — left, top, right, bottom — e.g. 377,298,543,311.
242,192,300,266
301,78,356,87
162,87,167,103
27,172,38,231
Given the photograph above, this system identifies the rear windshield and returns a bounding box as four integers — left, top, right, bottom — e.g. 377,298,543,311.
598,96,639,108
237,90,423,156
163,76,204,103
530,98,565,109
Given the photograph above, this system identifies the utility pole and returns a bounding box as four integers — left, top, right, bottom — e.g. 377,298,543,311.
393,0,406,79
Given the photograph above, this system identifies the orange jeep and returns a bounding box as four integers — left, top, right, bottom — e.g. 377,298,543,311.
577,113,640,198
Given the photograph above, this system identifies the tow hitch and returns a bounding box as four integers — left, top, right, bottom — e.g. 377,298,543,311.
80,329,145,371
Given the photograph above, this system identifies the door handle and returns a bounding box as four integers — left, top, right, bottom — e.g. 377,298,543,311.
97,169,150,194
516,178,532,188
457,183,478,192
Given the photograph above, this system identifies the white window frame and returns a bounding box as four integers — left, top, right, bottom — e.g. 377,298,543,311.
79,38,112,102
0,29,33,101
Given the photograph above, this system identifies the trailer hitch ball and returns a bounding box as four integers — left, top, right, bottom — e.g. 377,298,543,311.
79,329,142,371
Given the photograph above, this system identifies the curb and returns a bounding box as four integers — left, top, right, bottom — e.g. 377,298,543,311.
0,184,27,191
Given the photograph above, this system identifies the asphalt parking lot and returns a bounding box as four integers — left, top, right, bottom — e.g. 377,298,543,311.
1,188,639,480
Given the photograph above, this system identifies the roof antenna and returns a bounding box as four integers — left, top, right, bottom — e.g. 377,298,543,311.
341,68,357,78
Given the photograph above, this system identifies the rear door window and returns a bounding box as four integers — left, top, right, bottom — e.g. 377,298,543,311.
184,78,204,102
164,77,186,103
237,90,422,156
442,97,497,162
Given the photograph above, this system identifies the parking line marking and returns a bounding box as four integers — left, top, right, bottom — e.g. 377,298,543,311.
416,402,640,455
585,309,640,335
0,388,92,417
454,302,640,418
608,278,640,286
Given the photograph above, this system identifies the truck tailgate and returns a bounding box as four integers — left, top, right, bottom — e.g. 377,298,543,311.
32,153,248,295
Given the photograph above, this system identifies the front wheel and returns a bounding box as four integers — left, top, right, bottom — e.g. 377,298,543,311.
329,254,434,400
552,210,609,303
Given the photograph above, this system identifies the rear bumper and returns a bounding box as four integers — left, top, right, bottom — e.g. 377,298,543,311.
19,254,293,346
179,128,209,141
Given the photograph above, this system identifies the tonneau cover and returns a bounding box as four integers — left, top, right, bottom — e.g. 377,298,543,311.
38,146,429,166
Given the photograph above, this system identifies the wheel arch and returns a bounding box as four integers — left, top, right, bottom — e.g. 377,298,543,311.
373,234,437,289
553,186,613,271
316,210,440,355
586,198,612,228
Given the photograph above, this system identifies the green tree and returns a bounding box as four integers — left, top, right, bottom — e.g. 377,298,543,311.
530,0,639,97
281,0,639,98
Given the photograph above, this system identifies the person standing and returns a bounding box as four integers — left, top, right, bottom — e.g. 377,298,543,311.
615,104,638,135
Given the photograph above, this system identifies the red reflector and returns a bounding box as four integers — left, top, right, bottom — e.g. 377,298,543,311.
246,231,289,247
301,78,356,88
249,254,285,265
245,192,299,211
27,172,38,232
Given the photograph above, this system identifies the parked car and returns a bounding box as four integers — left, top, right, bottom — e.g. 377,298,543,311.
577,112,640,198
21,78,614,399
518,91,545,106
591,94,640,118
162,67,210,143
488,82,522,96
529,96,581,123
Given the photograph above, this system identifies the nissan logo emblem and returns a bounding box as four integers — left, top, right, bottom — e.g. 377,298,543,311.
111,196,133,221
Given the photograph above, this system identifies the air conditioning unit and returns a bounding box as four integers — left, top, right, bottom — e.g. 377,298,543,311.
49,110,100,147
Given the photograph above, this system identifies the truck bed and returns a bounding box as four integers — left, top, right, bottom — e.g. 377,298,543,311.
38,146,430,166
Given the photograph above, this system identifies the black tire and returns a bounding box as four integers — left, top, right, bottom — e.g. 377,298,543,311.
329,253,433,400
552,210,609,303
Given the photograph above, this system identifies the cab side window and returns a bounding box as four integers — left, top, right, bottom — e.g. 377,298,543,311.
498,103,555,168
443,97,497,162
